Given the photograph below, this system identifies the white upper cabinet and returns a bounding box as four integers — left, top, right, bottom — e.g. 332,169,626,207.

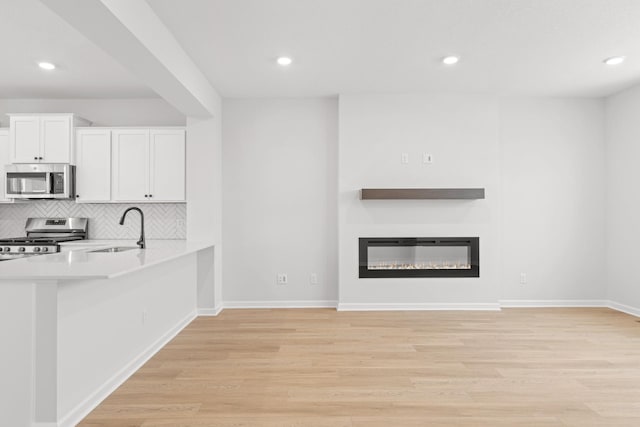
71,126,185,204
75,129,112,202
9,114,90,164
112,128,185,203
149,129,185,202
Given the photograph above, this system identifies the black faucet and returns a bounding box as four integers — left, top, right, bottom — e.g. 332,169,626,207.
119,207,146,249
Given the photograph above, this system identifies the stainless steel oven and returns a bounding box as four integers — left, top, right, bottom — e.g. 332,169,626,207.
5,164,75,199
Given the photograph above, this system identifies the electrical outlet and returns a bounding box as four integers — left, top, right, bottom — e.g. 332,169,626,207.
423,153,434,164
176,219,185,229
277,273,288,285
401,152,409,164
520,273,527,285
310,273,318,285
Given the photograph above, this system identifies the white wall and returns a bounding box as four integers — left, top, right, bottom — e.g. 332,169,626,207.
222,98,338,304
220,94,606,308
338,94,502,308
605,84,640,311
0,98,185,126
500,98,606,302
186,100,223,310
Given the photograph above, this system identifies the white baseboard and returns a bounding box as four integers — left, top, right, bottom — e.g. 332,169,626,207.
607,300,640,317
500,299,608,308
337,302,501,311
499,299,640,318
58,310,198,427
198,305,223,316
223,300,338,309
219,300,639,317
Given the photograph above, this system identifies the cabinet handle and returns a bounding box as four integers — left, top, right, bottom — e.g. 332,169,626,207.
149,194,153,198
76,195,80,198
144,194,148,198
39,157,43,160
33,157,38,160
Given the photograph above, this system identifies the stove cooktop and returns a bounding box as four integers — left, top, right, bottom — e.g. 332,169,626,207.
0,217,89,258
0,236,84,245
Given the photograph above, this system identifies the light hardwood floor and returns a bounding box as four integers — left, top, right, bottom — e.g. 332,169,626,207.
80,308,640,426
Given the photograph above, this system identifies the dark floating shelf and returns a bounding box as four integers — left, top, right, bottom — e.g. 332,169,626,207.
361,188,485,200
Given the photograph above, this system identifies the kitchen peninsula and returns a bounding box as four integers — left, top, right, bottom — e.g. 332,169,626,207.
0,240,215,427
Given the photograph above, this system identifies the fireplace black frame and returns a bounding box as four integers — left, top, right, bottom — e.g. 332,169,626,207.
359,237,479,278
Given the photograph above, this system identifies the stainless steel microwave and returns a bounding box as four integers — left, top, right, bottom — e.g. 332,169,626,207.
5,164,75,199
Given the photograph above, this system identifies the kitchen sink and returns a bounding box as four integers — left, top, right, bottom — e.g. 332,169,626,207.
89,246,139,253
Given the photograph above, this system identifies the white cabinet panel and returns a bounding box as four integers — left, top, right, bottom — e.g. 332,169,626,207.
0,129,11,201
75,129,111,202
149,129,185,202
10,116,40,163
9,114,85,164
41,116,71,163
112,129,149,202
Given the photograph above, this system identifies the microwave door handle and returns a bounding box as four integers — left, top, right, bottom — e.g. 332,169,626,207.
45,173,52,193
9,177,18,195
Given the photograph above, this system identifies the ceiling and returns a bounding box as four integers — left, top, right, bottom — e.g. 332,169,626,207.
147,0,640,98
0,0,156,98
2,0,640,99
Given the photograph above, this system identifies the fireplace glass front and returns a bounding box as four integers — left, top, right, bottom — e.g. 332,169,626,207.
359,237,479,278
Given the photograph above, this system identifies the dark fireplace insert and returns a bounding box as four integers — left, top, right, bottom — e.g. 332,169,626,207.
359,237,479,278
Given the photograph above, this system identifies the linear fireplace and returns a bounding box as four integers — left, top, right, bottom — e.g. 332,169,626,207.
359,237,479,278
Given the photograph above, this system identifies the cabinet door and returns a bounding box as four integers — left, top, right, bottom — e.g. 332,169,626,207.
0,129,10,201
10,116,40,163
112,129,149,202
75,129,111,202
40,115,72,163
149,129,185,202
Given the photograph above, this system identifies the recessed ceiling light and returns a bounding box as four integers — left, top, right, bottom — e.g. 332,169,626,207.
38,62,56,70
603,56,625,66
277,56,292,66
442,56,460,65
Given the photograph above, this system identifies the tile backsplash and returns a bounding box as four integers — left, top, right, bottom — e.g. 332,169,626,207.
0,201,186,239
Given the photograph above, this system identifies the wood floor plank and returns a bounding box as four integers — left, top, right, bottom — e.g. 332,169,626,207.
79,308,640,426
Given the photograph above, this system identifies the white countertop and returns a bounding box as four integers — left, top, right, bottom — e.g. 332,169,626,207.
0,240,214,281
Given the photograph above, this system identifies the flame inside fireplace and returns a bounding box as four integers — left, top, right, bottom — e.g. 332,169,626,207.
368,261,471,270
